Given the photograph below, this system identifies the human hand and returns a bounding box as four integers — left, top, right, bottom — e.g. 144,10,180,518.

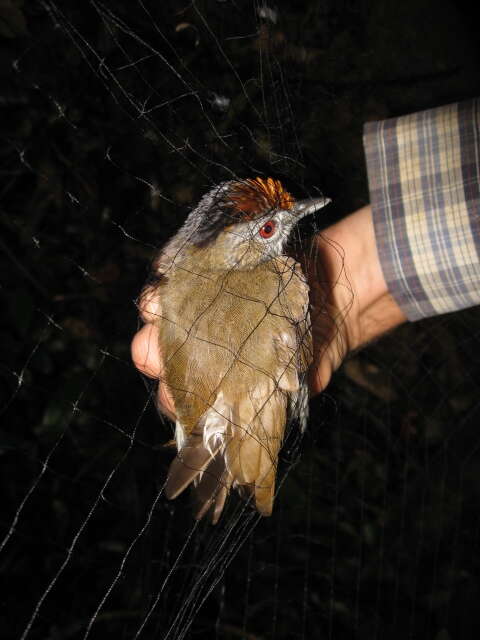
306,205,407,393
131,291,177,419
131,205,406,413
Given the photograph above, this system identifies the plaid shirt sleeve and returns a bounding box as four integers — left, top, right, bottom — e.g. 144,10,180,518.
363,99,480,321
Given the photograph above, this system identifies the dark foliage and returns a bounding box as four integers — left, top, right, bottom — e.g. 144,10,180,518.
1,1,480,639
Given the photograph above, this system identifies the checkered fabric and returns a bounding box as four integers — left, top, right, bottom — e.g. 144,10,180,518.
364,99,480,321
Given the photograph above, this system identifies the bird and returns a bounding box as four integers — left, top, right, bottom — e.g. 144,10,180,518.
141,177,330,523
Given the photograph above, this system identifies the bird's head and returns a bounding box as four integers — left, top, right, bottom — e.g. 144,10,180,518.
173,178,330,271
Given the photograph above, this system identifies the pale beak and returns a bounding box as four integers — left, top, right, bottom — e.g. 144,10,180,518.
293,196,331,219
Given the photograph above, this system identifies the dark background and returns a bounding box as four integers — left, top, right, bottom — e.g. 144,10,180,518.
1,1,480,639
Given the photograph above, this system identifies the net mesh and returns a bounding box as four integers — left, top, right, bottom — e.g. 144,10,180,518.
1,1,480,639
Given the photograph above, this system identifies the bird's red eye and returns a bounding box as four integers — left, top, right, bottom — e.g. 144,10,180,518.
259,220,276,238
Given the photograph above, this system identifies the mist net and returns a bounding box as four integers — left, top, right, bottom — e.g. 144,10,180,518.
2,2,480,639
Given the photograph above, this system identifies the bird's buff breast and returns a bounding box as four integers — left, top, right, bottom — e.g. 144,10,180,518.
156,256,307,426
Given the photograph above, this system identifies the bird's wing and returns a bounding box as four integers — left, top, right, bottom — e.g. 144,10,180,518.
162,257,313,522
273,256,313,375
271,256,312,430
164,382,287,522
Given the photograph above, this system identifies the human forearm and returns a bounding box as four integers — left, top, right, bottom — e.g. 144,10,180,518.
364,99,480,320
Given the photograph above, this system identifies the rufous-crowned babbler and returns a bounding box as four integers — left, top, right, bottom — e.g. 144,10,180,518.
139,177,329,523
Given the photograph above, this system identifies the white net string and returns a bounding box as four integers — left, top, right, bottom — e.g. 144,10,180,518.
2,2,480,640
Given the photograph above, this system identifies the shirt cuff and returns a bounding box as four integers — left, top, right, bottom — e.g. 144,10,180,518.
363,99,480,321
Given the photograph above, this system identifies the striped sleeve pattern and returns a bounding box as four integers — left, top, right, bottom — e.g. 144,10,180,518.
363,99,480,321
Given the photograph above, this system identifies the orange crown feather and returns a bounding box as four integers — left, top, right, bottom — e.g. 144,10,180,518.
188,177,296,247
228,177,294,219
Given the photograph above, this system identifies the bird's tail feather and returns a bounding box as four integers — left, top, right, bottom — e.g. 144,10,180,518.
164,390,286,522
193,452,231,524
164,427,219,500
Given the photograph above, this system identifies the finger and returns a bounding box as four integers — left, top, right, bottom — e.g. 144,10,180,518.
131,324,177,419
138,285,161,323
131,323,162,378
